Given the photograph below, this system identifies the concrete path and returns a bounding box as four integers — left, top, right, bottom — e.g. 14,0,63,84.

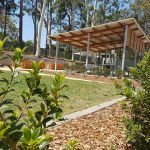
48,96,126,127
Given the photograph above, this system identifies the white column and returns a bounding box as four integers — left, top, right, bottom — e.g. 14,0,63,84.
55,42,59,71
79,50,82,62
94,52,97,67
86,33,90,69
105,51,107,67
72,47,75,61
121,25,128,71
134,51,137,67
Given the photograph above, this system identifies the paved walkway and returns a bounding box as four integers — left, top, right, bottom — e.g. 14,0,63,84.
48,96,126,127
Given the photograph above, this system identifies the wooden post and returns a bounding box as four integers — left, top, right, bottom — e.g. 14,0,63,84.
134,51,137,67
94,52,97,67
80,50,82,62
98,52,100,68
55,42,59,71
72,47,75,61
105,51,107,68
121,25,128,71
86,33,90,69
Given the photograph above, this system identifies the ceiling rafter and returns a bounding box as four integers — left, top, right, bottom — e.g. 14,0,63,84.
49,18,150,53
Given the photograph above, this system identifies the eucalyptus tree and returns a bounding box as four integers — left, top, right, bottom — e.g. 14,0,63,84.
19,0,24,48
0,15,18,39
45,0,55,57
0,0,17,37
91,0,98,26
35,0,47,57
131,0,150,37
24,0,40,54
95,0,130,24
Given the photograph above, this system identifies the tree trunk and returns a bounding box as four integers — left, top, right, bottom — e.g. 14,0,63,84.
19,0,23,48
33,0,38,54
85,0,89,27
35,0,47,57
4,0,7,38
91,0,98,27
48,5,52,58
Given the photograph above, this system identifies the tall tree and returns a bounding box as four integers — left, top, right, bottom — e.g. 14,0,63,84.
131,0,150,37
35,0,47,57
19,0,24,48
91,0,98,27
85,0,90,27
0,0,16,37
44,0,54,57
0,15,18,39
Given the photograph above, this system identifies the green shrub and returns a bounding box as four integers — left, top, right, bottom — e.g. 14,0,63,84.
0,43,68,149
114,51,150,149
103,68,111,77
65,138,78,150
64,62,86,74
115,69,124,79
0,36,8,55
92,68,103,76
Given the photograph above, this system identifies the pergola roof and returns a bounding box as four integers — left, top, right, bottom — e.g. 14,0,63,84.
49,18,150,54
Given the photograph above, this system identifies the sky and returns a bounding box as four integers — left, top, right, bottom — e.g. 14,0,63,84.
23,14,46,48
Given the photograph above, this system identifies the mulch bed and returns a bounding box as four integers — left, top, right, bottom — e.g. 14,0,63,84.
48,104,129,150
42,71,118,84
43,71,140,88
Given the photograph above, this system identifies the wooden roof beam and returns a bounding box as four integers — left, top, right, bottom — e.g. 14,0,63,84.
94,45,123,52
105,24,123,39
90,40,124,48
51,26,125,40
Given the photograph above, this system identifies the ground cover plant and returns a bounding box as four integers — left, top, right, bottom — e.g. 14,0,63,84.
114,51,150,149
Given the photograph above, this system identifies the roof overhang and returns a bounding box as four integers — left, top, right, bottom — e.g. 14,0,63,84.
48,18,150,54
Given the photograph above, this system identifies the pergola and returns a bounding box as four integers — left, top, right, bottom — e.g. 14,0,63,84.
48,18,150,71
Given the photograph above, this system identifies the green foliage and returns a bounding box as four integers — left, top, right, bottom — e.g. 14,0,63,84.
113,78,134,99
0,46,68,149
65,138,78,150
0,36,8,55
115,69,124,79
110,145,117,150
19,127,52,150
64,62,86,74
123,118,142,143
114,51,150,149
92,68,103,76
91,67,111,77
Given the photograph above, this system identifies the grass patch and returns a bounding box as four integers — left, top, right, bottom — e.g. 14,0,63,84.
0,71,119,114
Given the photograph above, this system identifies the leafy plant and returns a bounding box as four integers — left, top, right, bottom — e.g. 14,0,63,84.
0,47,27,149
0,36,8,55
0,43,69,149
103,68,111,77
18,127,52,150
65,138,78,150
115,69,124,79
114,51,150,149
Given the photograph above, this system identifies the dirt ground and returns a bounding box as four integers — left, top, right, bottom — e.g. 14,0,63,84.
48,104,129,150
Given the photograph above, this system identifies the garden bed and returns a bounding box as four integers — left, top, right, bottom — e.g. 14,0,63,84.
48,103,128,150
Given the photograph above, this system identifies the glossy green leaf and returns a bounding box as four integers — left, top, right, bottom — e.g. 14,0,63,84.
23,128,31,142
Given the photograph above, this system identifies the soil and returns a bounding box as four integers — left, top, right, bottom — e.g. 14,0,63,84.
48,104,129,150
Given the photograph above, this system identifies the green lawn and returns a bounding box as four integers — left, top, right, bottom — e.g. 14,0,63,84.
0,71,119,115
